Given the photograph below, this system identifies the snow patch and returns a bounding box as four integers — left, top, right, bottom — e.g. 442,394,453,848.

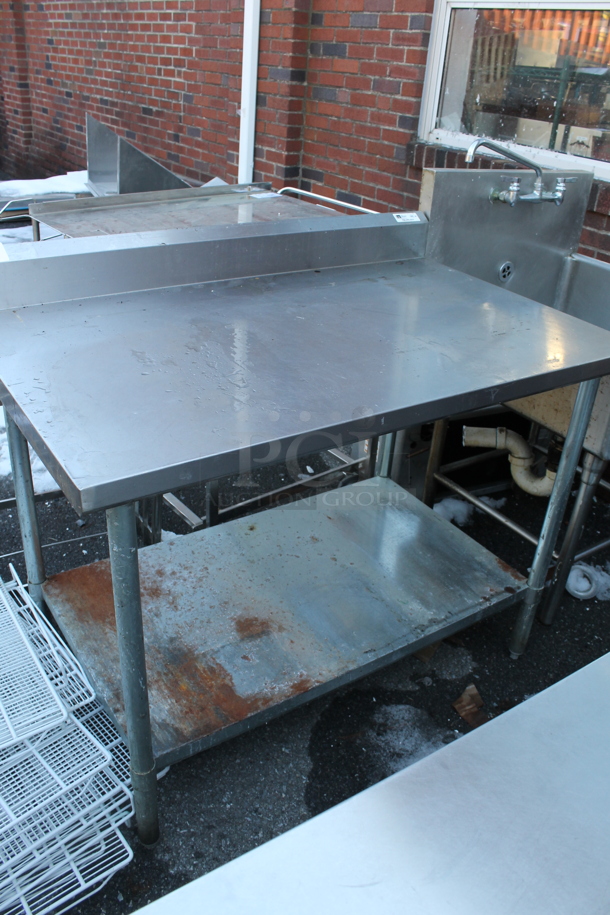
479,495,507,510
0,171,89,199
370,704,455,775
433,494,507,527
428,643,475,680
566,561,610,600
161,529,181,542
433,496,473,526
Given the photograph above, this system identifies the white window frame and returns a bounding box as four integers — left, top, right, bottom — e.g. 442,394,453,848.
419,0,610,181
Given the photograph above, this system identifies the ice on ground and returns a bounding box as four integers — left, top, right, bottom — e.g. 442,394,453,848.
566,561,610,600
369,704,455,775
161,529,181,542
479,495,507,510
427,643,475,680
433,494,507,527
0,170,89,199
433,496,473,526
0,407,57,494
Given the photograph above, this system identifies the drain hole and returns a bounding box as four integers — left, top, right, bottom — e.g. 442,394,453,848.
498,261,514,282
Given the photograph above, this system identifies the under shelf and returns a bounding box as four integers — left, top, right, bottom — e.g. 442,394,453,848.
43,478,526,768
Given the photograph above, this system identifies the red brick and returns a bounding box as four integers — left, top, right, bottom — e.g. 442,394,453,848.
0,0,446,214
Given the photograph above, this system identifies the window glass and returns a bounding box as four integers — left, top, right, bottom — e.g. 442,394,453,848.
438,9,610,161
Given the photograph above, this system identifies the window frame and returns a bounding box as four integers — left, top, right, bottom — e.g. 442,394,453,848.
419,0,610,180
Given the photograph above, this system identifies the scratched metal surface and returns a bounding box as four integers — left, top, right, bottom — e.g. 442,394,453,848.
43,478,526,767
2,256,610,514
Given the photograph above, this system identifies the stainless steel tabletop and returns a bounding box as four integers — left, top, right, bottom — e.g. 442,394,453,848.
1,257,610,514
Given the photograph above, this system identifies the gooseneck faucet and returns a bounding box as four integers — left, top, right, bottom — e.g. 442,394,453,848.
465,138,567,205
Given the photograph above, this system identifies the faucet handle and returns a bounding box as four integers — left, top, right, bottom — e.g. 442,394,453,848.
490,176,520,206
552,176,569,206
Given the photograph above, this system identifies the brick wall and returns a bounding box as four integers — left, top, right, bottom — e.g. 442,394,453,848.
1,0,609,260
580,181,610,265
251,0,434,205
0,1,33,170
253,0,310,184
285,0,431,212
0,0,244,183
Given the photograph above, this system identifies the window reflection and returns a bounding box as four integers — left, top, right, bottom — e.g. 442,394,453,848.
439,9,610,162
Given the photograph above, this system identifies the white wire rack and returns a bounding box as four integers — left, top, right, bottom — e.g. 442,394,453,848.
0,594,66,749
0,570,134,915
0,816,133,915
1,569,95,712
0,767,131,888
72,703,131,787
3,568,129,779
0,789,132,905
0,721,111,833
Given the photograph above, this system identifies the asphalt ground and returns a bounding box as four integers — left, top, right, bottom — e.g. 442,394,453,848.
1,422,610,914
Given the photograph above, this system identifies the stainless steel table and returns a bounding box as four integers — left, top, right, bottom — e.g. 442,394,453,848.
1,217,609,843
29,185,333,238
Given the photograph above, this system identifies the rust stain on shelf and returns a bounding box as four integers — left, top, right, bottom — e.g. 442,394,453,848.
45,560,116,626
45,557,318,753
495,557,526,582
234,615,286,639
154,644,316,743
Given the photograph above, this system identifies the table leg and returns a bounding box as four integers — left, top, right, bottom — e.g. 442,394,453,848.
136,496,163,545
422,419,448,506
375,432,395,478
205,479,220,527
509,378,600,658
367,436,380,478
107,503,159,846
5,412,46,607
390,429,406,482
539,451,607,625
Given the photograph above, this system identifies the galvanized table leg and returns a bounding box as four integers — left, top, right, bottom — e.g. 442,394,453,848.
390,429,407,482
5,412,46,607
107,503,159,846
136,495,163,545
539,451,607,626
367,436,380,479
205,479,220,527
422,419,448,506
509,378,600,658
375,432,395,478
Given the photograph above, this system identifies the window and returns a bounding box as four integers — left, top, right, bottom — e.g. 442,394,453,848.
420,1,610,179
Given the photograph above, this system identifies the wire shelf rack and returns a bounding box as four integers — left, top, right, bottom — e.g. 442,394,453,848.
72,704,131,787
0,721,111,832
1,569,95,712
0,594,66,750
0,767,131,889
0,570,134,915
0,816,133,915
